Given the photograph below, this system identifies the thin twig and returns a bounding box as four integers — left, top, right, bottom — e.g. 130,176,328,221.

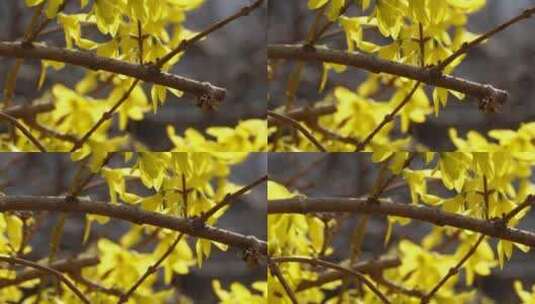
307,123,360,146
421,234,486,303
418,23,425,67
267,104,337,126
137,21,144,65
268,260,298,304
2,3,43,109
120,174,190,303
374,275,425,299
119,233,185,303
70,80,139,152
24,118,78,143
0,256,99,289
436,7,535,71
2,102,55,118
156,0,264,67
296,257,401,292
0,111,46,151
310,2,352,45
200,175,267,221
272,256,391,304
69,273,124,298
503,195,535,224
0,255,90,304
267,111,327,152
373,153,416,198
284,7,325,112
356,82,421,151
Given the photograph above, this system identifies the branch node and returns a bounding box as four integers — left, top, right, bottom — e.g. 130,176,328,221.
427,65,442,80
146,63,161,75
196,82,225,111
64,195,79,204
191,216,206,231
302,43,316,53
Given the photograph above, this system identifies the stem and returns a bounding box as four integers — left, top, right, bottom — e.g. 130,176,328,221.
70,80,139,152
356,82,421,151
267,111,327,152
268,197,535,248
268,44,508,105
119,233,185,303
503,195,535,223
296,257,401,292
0,256,99,289
0,111,46,152
0,255,90,304
0,196,267,254
268,260,298,304
0,41,226,100
267,104,337,126
2,102,55,118
201,175,268,221
156,0,264,67
272,256,391,304
436,7,535,71
421,234,486,303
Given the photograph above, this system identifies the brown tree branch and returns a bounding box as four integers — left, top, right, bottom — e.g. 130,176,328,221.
268,197,535,248
356,82,421,151
119,233,185,303
24,118,78,143
120,175,188,303
268,111,327,152
373,275,425,299
156,0,265,67
296,257,401,292
306,122,360,146
69,273,124,298
503,195,535,223
200,175,268,221
0,41,226,102
0,256,99,289
2,2,43,109
310,2,353,45
3,102,55,119
268,260,299,304
0,255,90,304
272,256,391,304
70,79,139,152
0,196,267,255
268,44,508,105
0,111,46,152
422,234,485,303
436,7,535,71
267,104,337,126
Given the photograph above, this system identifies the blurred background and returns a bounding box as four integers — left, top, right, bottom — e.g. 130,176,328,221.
268,0,535,150
269,153,535,303
0,152,267,302
0,0,266,150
